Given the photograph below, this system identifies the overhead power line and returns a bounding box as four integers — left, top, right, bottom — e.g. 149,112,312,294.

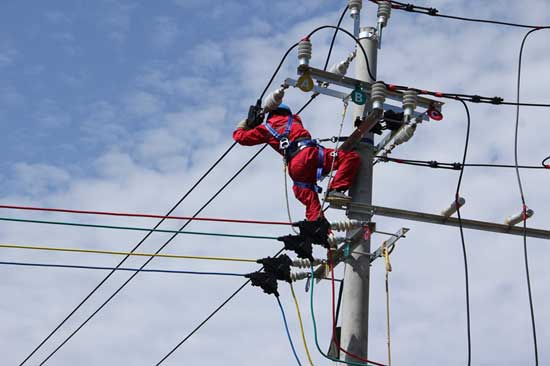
0,216,277,241
369,0,549,29
18,140,239,366
0,204,291,226
0,261,247,277
378,157,550,170
0,243,257,263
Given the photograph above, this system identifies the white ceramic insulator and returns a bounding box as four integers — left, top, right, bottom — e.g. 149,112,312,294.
392,123,417,146
331,219,362,232
348,0,362,16
328,50,357,77
505,209,534,226
291,258,323,269
298,38,312,66
402,90,418,118
377,1,392,27
290,271,310,282
370,82,386,110
263,87,285,111
441,197,466,218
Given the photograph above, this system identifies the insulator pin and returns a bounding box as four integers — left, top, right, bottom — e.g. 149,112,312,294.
263,87,286,111
402,90,418,121
370,82,386,110
441,197,466,218
330,219,363,232
290,271,310,282
376,1,391,48
291,258,323,269
329,50,357,77
505,208,534,226
348,0,362,16
297,38,312,66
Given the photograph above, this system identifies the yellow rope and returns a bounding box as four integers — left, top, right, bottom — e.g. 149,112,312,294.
0,243,256,263
382,245,393,366
290,283,316,366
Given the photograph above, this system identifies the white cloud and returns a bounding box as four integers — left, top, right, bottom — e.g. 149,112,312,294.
151,17,180,49
124,91,165,117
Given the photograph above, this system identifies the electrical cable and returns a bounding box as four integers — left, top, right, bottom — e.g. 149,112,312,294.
154,247,284,365
542,155,550,168
368,0,549,29
276,295,304,366
307,26,375,82
328,252,386,366
0,243,257,263
0,261,247,277
309,265,377,366
513,27,549,366
378,156,549,170
0,216,277,241
290,283,316,366
17,140,237,365
32,145,269,366
454,98,472,366
0,204,291,226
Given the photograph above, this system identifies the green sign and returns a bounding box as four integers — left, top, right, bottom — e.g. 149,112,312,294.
351,85,366,105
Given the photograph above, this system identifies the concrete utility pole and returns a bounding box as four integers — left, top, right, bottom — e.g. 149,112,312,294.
339,21,378,362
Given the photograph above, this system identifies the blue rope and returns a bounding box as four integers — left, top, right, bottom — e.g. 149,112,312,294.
0,261,246,277
276,296,303,366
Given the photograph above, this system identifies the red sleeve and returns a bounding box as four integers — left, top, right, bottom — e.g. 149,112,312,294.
233,125,271,146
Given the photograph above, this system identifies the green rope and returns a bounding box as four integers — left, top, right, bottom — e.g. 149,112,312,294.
309,265,375,366
0,217,277,241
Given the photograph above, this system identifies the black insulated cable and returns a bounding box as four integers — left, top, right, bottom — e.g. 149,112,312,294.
35,144,269,365
17,140,238,366
454,98,472,366
513,27,550,366
369,0,549,29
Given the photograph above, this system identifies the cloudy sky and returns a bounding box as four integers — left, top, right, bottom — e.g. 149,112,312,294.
1,0,549,365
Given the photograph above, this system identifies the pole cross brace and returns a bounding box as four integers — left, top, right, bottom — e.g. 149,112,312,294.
369,227,409,263
297,66,444,111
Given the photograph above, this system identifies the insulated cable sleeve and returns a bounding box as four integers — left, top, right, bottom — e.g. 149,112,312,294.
0,217,278,241
290,283,316,366
0,261,247,277
276,295,304,366
154,247,284,365
0,204,291,226
0,243,257,263
33,145,269,366
17,140,237,366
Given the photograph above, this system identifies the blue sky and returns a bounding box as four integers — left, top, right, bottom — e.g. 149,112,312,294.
1,0,549,365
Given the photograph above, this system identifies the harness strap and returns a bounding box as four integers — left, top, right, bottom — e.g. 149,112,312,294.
293,145,325,194
265,115,293,141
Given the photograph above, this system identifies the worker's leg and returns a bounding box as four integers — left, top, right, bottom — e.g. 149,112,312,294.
323,148,360,191
292,185,323,221
289,148,323,221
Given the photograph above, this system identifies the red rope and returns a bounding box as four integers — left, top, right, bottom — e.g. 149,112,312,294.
0,204,291,226
329,251,386,366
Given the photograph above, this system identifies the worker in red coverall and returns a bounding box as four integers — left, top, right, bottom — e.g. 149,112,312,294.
233,103,360,221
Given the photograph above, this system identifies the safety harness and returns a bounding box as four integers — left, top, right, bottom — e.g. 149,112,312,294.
265,115,325,193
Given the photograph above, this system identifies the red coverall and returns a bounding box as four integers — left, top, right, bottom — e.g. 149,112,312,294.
233,114,360,221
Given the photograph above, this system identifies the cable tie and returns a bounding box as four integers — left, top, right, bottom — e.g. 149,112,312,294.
428,8,438,15
404,4,414,11
452,162,462,170
435,91,443,97
491,96,504,104
471,95,482,103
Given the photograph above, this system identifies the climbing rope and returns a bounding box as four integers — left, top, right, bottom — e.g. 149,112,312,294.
320,98,350,215
283,163,300,234
382,244,393,366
